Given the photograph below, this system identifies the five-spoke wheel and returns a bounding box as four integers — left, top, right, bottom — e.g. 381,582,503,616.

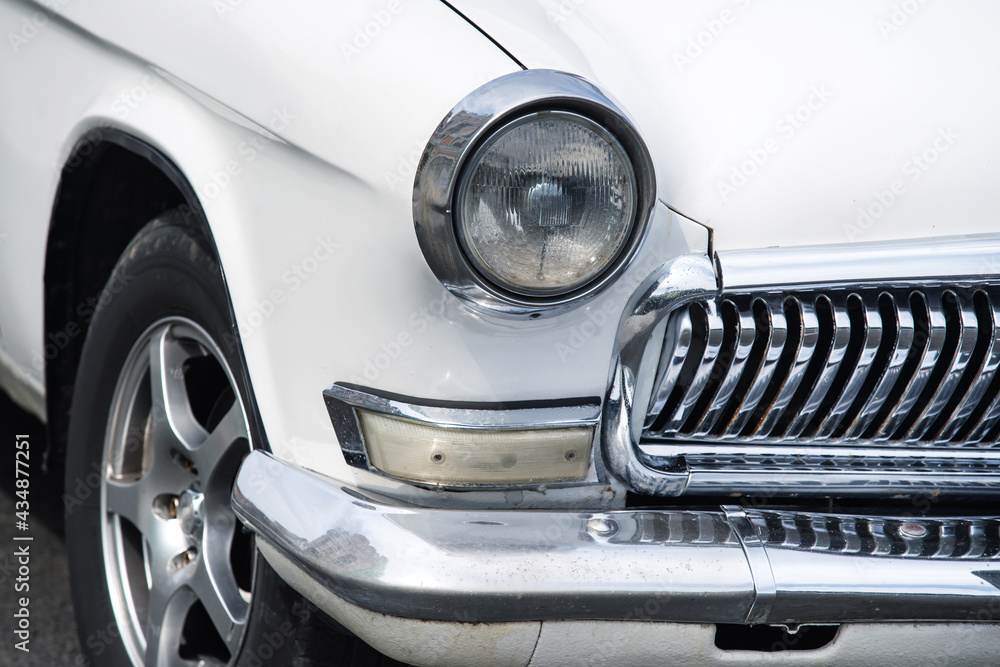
66,217,257,666
103,319,253,665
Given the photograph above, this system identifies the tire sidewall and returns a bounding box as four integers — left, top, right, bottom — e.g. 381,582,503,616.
65,214,256,666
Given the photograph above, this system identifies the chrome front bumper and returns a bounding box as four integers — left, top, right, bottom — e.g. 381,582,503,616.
233,451,1000,626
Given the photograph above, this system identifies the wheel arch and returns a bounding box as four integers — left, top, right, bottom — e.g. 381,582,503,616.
44,127,268,475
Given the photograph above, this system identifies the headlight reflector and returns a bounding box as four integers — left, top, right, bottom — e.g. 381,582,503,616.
456,112,637,297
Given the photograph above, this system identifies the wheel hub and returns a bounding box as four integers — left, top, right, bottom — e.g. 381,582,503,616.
176,487,205,538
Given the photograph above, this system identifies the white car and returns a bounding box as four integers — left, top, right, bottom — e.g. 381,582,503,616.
3,1,1000,665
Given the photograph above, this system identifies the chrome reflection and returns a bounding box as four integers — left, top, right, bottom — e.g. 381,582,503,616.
233,451,1000,625
412,69,656,316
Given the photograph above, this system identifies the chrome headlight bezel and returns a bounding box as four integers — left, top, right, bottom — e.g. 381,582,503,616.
412,69,656,317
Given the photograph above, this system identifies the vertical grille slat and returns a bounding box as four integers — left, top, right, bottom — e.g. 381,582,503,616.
869,520,894,555
646,309,695,431
907,291,980,442
785,299,852,438
939,293,1000,442
661,302,725,433
643,286,1000,450
965,523,988,559
690,302,756,437
968,393,1000,444
936,523,958,558
725,299,788,436
844,294,914,439
840,518,862,553
810,517,831,550
817,295,884,439
755,299,819,437
882,291,949,440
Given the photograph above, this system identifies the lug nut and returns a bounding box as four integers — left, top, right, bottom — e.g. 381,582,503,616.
168,547,198,573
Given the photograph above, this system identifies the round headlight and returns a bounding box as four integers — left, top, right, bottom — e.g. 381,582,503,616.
412,70,656,316
455,112,637,297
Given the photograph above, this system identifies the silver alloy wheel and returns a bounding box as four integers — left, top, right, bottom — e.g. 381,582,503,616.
100,317,254,666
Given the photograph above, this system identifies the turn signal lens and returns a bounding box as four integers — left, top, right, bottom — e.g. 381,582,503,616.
357,411,592,485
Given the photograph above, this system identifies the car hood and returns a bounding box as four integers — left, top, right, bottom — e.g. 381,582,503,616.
448,0,1000,251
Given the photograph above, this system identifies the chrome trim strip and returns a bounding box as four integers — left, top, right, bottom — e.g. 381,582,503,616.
412,69,656,316
686,471,1000,496
722,506,776,624
323,383,601,488
719,234,1000,290
602,254,719,496
639,442,1000,462
640,442,1000,495
233,452,1000,624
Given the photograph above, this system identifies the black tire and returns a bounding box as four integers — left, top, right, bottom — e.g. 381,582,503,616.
239,558,409,667
64,212,408,666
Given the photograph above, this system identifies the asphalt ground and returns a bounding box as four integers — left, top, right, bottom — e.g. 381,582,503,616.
0,389,82,666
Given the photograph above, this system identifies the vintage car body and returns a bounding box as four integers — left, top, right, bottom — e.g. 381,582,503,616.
3,0,1000,665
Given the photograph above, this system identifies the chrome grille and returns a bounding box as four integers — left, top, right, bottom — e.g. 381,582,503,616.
645,286,1000,446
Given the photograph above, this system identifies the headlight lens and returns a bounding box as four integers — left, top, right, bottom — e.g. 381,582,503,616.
456,111,637,297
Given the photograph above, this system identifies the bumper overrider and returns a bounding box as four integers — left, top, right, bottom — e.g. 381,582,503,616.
232,237,1000,658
